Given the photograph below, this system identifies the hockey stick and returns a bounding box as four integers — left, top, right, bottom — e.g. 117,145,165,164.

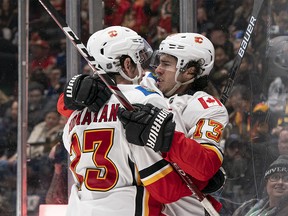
38,0,134,111
171,163,220,216
220,0,264,104
38,0,219,215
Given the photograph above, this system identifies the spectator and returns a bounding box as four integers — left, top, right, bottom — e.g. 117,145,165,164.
207,27,234,59
143,0,162,49
29,36,56,75
212,45,230,72
267,77,287,121
226,85,252,140
45,116,68,205
232,53,263,103
1,100,18,157
210,0,235,30
0,89,12,118
230,0,253,32
55,37,67,76
0,28,17,96
27,110,61,158
249,102,279,198
232,155,288,216
26,111,61,215
29,68,50,90
27,155,54,216
121,9,137,31
0,137,17,216
221,103,278,209
221,134,252,214
28,81,57,133
46,66,65,98
278,128,288,156
0,0,17,33
106,0,131,27
27,113,66,213
153,0,179,48
229,31,253,56
45,140,68,204
209,67,229,97
197,6,214,35
270,0,288,36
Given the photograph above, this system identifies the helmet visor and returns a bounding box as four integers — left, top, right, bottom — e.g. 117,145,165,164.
138,39,153,65
149,50,161,69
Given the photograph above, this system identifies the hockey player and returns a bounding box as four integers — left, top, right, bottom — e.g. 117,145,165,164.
61,26,195,216
59,31,227,215
118,33,229,215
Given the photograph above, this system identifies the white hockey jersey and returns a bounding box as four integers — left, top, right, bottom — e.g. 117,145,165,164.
142,72,229,215
62,84,192,216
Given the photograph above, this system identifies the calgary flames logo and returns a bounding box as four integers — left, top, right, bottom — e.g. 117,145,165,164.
108,30,118,37
194,36,203,44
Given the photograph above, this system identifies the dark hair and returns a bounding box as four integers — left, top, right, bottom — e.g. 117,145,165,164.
119,55,136,68
184,59,204,76
184,75,209,96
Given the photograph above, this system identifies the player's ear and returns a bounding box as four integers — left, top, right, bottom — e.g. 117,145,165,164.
182,66,197,81
123,57,137,78
123,57,132,74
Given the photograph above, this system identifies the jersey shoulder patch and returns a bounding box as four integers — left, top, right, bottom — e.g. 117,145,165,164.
146,72,158,81
135,86,159,96
198,96,222,109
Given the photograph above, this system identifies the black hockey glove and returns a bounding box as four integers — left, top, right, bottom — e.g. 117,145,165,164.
202,167,226,194
64,74,112,112
117,103,176,152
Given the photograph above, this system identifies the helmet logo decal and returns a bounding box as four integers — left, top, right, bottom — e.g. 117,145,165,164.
194,37,203,44
108,30,118,37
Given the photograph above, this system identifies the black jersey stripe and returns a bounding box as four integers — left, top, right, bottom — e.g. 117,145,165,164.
135,186,144,216
139,159,169,179
128,156,137,186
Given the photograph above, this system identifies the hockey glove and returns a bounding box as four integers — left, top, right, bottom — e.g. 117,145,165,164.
202,167,226,194
64,74,112,112
117,103,176,152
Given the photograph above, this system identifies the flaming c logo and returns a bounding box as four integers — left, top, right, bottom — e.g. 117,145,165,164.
108,30,118,37
194,37,203,44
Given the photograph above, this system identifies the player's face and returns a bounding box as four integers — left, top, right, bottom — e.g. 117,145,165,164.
154,54,177,95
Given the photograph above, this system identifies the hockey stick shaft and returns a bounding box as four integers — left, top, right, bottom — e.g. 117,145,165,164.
38,0,134,111
220,0,264,104
171,163,220,216
38,0,218,214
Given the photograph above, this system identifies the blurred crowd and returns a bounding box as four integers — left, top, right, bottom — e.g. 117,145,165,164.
0,0,287,215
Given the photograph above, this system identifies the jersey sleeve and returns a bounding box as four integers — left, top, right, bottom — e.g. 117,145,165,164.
165,93,229,181
130,145,192,203
163,131,222,181
57,93,74,117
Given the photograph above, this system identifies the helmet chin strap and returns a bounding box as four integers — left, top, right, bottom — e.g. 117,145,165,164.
164,68,196,97
118,63,143,84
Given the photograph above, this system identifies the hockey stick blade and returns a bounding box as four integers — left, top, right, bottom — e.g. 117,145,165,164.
38,0,134,111
220,0,264,104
